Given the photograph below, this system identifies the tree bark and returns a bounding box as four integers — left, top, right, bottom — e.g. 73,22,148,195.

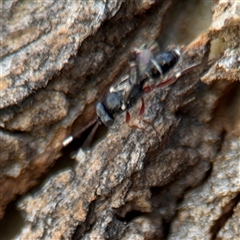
0,0,239,239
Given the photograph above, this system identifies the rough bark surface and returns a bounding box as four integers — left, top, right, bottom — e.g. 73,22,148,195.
0,0,239,239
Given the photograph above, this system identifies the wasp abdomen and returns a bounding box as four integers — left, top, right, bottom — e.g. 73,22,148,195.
154,48,181,75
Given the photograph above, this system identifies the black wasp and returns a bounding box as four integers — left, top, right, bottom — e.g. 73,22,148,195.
63,43,196,147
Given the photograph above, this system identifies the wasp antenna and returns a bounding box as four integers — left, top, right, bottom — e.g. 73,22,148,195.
82,120,101,149
62,117,99,147
62,135,73,147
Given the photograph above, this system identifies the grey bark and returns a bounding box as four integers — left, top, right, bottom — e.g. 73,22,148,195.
0,0,239,239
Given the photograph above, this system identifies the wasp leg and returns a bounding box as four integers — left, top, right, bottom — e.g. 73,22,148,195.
126,97,145,126
143,62,202,93
136,98,161,143
126,111,131,125
158,62,202,88
125,98,149,134
139,98,145,117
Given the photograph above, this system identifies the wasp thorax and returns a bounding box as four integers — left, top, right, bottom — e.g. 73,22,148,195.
105,92,122,111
